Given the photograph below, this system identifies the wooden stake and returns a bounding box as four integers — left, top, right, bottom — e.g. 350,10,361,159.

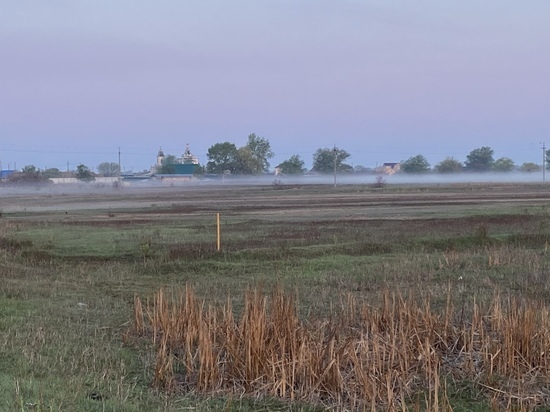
217,213,221,251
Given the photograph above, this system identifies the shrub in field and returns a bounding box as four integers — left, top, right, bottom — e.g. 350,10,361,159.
373,175,387,188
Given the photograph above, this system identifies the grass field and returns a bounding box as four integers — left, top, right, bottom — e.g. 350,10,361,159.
2,182,550,411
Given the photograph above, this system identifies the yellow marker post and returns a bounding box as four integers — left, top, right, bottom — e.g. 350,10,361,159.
216,213,221,251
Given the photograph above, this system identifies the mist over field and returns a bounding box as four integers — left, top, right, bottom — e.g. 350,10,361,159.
0,171,547,203
275,172,548,185
1,171,547,190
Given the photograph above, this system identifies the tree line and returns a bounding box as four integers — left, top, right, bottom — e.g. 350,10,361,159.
400,147,544,174
203,136,546,175
204,133,352,175
205,136,547,175
2,163,118,184
5,136,549,184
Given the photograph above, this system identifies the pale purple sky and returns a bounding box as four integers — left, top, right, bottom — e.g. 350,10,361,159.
1,1,549,172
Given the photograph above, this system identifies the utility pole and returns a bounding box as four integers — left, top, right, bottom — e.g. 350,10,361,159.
333,145,337,188
118,147,122,189
544,142,547,182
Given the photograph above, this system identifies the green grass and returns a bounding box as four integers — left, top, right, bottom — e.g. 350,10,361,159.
2,183,550,410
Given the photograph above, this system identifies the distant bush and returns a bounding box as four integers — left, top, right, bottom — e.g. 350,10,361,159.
520,162,541,173
372,175,387,188
5,171,51,185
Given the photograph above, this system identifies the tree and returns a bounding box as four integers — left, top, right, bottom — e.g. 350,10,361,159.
545,150,550,170
22,165,38,175
353,165,371,174
492,157,515,172
193,164,206,176
206,142,238,174
245,133,274,172
97,162,120,177
206,134,273,175
464,146,494,172
400,155,430,174
434,157,463,173
520,162,541,173
42,168,61,178
156,155,177,174
312,147,351,173
7,165,50,184
277,155,305,175
233,147,264,174
75,164,95,181
338,163,354,173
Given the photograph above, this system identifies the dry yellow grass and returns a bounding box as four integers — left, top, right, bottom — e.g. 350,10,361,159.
127,285,550,410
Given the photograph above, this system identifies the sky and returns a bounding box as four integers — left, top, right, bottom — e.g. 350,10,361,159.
1,1,549,172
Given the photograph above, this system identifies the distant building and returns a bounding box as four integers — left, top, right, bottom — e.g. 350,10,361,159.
154,144,199,172
182,144,199,164
156,148,165,168
0,170,16,180
374,163,401,175
50,176,119,185
152,144,200,183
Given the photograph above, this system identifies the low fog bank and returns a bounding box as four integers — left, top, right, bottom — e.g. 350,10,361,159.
274,171,547,185
359,172,545,185
0,171,547,198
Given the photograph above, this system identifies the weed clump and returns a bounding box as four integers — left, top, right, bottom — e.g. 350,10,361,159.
0,237,32,253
